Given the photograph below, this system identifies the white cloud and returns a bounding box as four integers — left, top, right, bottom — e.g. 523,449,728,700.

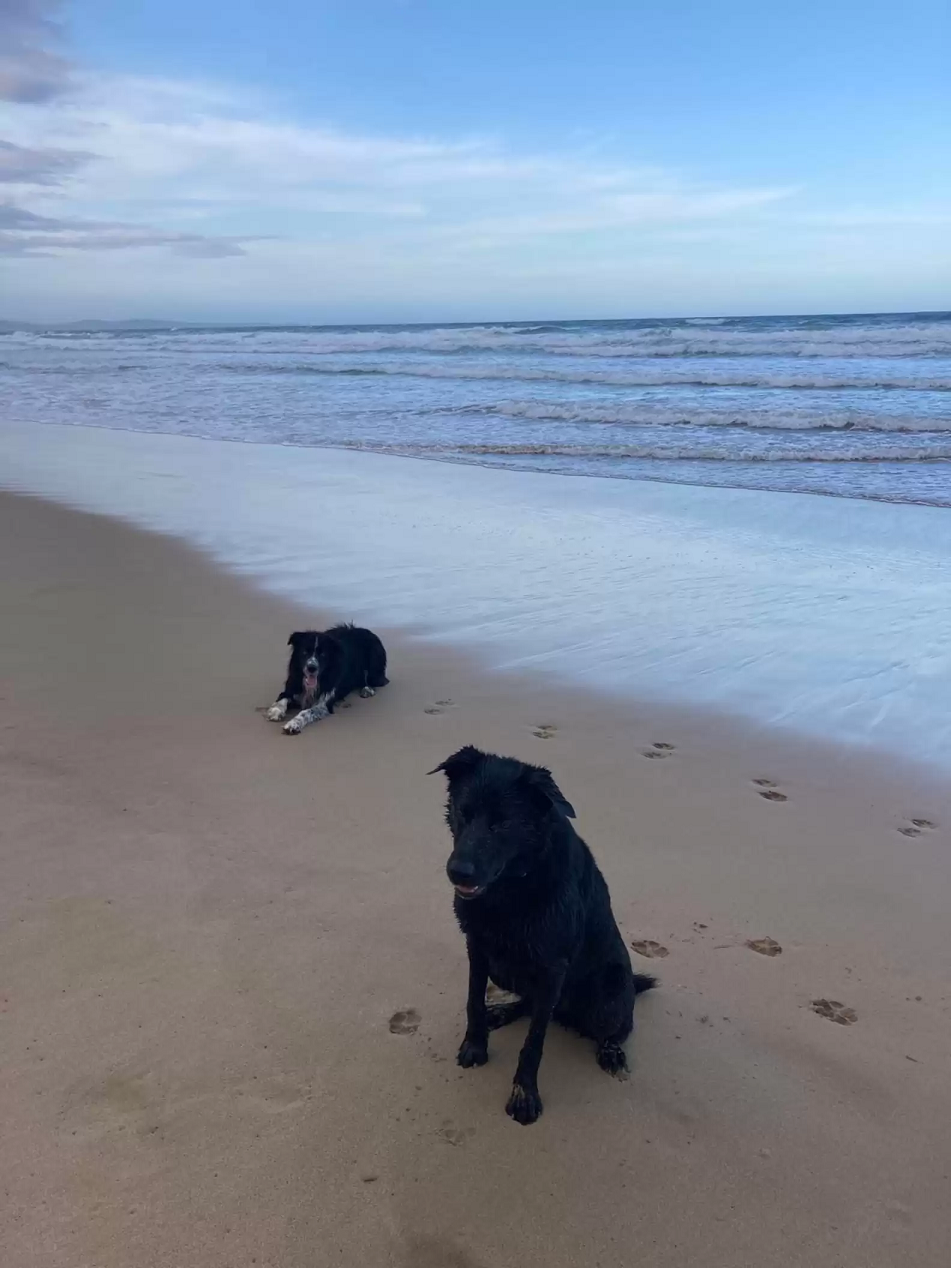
0,202,259,256
2,52,947,317
1,68,791,252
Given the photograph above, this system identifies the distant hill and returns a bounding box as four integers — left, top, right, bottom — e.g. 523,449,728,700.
0,319,197,333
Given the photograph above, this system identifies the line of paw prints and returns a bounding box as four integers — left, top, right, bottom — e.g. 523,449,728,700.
401,728,935,1049
630,931,861,1026
384,1009,479,1149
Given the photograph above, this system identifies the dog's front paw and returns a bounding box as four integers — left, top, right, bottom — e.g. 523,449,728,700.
283,718,303,735
505,1082,543,1125
457,1038,488,1068
359,686,376,699
266,702,288,722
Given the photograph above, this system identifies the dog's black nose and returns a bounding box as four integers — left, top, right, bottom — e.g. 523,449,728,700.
447,858,476,886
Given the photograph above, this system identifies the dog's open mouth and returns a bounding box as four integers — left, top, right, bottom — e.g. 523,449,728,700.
453,883,485,899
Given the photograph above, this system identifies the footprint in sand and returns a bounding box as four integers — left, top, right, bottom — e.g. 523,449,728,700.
753,778,788,802
424,700,454,715
898,818,936,837
746,936,783,957
631,939,669,959
642,742,676,759
811,998,857,1025
436,1121,475,1146
388,1009,421,1036
533,723,557,740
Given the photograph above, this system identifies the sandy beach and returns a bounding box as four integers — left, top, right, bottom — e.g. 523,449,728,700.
2,487,950,1267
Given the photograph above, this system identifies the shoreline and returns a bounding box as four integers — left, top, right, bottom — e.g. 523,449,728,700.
14,415,951,511
2,489,950,1267
3,418,951,773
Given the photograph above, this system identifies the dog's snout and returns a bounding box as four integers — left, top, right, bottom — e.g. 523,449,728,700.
447,857,476,886
305,659,319,673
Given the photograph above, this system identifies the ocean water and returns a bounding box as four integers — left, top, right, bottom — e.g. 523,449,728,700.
2,311,950,505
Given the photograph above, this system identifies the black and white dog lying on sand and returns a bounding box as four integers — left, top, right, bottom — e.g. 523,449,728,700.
267,624,388,735
432,746,655,1125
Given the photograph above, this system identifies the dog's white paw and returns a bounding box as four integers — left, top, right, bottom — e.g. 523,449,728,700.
360,686,376,699
267,702,288,722
283,718,303,735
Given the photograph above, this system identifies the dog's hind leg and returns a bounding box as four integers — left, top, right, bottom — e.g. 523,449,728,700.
595,1036,629,1076
587,963,645,1077
368,643,389,689
594,968,656,1076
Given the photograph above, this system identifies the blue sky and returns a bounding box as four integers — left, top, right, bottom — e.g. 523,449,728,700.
1,0,949,321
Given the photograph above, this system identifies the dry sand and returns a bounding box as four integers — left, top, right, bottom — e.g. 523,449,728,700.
1,489,949,1268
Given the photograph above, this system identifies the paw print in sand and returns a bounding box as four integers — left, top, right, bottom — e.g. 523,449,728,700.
811,998,857,1025
388,1009,421,1035
753,778,788,802
642,742,675,759
898,818,936,837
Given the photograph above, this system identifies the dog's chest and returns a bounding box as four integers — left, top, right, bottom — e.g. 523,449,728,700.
464,909,551,980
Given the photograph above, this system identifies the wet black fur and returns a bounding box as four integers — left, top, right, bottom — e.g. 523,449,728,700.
431,746,655,1125
275,623,388,715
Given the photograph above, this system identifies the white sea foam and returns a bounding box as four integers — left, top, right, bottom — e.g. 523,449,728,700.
484,399,951,433
3,419,950,771
7,317,951,359
438,441,951,462
214,360,951,392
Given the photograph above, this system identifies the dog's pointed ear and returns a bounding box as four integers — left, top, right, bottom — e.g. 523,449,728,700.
287,631,304,647
427,745,484,780
520,765,576,818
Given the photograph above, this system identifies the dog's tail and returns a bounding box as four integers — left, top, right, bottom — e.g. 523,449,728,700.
605,965,657,997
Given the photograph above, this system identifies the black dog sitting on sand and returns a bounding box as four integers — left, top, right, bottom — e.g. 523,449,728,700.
267,624,388,735
431,745,655,1124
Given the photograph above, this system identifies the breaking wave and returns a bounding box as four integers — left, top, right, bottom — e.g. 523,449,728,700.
474,399,951,433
